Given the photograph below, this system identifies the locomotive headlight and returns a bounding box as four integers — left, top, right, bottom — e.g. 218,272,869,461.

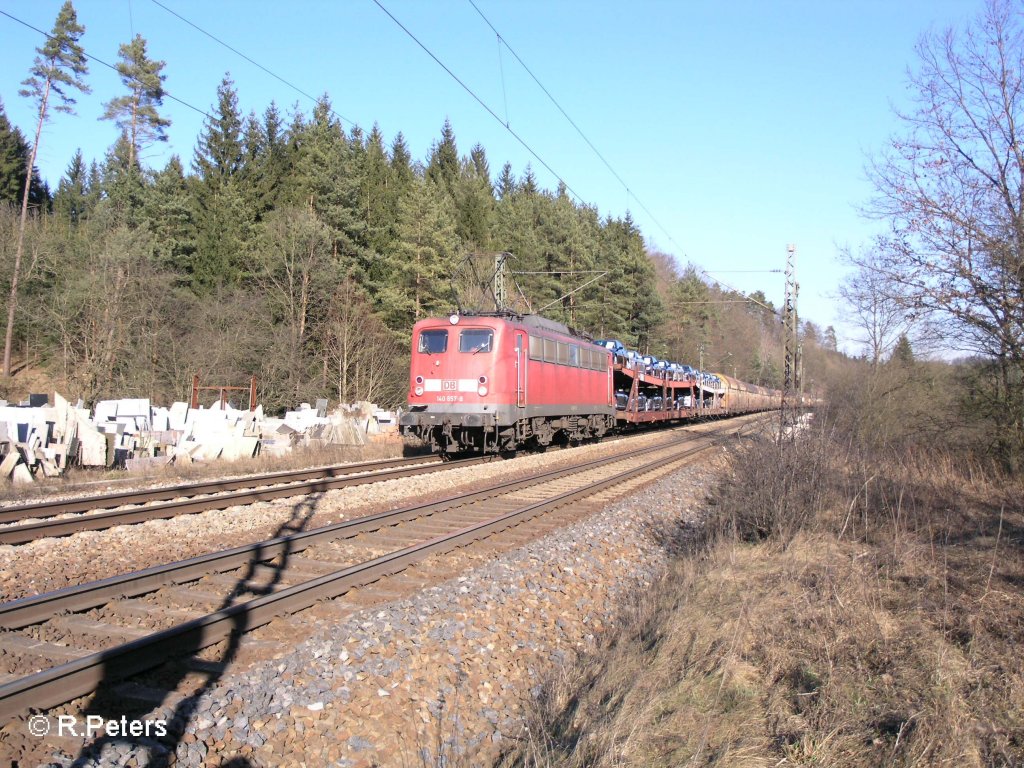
478,375,487,384
414,386,424,396
477,386,488,396
449,313,459,325
415,375,424,384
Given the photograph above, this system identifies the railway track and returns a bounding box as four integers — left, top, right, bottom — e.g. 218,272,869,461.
0,454,489,545
0,419,750,725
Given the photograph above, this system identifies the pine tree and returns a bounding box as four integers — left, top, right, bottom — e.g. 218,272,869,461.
491,179,541,312
519,165,539,196
562,203,605,332
662,266,714,364
891,333,915,366
144,156,196,278
193,75,244,184
191,75,250,289
241,102,289,217
456,143,494,249
102,131,147,224
390,132,414,187
101,34,170,169
252,206,339,402
5,0,89,377
289,96,363,274
85,159,103,211
823,325,838,350
598,213,663,350
358,123,394,254
52,148,89,224
380,177,459,331
0,100,45,208
426,119,459,200
496,162,515,200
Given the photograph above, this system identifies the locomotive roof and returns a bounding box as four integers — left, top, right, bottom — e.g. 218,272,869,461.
448,310,588,340
518,314,575,336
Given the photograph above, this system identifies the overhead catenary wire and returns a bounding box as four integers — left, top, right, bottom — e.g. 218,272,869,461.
467,2,796,321
148,0,355,127
11,1,787,316
0,8,214,122
371,0,586,204
465,0,686,256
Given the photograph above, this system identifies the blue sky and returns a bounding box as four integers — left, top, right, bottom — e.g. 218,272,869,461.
0,0,978,351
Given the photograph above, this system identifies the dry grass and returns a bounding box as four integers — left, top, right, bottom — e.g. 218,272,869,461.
502,429,1024,767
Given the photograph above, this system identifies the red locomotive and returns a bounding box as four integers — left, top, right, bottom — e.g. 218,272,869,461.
399,311,781,455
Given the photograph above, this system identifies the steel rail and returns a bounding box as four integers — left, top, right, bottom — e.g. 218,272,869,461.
0,430,706,630
0,455,444,524
0,456,490,545
0,427,735,724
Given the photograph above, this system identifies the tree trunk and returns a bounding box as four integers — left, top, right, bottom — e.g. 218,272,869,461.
3,78,49,378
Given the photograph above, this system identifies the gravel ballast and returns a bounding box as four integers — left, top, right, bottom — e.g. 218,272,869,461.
26,444,731,768
0,428,698,601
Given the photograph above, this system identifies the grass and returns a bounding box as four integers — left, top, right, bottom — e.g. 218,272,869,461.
500,425,1024,767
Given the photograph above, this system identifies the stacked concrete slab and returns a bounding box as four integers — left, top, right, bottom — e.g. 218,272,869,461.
0,393,397,482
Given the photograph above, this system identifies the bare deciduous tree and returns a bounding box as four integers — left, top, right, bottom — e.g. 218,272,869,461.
323,277,405,406
252,207,335,404
866,0,1024,469
839,245,920,367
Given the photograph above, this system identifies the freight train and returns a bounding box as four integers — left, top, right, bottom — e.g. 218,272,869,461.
399,312,782,455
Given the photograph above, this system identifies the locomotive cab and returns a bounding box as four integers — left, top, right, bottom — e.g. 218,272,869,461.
400,312,616,455
401,315,512,454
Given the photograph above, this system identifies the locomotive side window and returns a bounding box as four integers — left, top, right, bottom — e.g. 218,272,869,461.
556,342,569,365
543,338,556,363
528,335,542,361
459,329,493,353
568,344,580,367
418,329,448,354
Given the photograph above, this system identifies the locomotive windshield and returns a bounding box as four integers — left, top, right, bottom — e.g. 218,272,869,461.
417,329,448,354
459,329,493,353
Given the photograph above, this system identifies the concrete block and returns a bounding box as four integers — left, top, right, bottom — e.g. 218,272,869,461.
221,435,259,461
116,399,150,418
12,462,33,484
168,402,189,431
260,440,290,458
93,400,119,424
0,451,20,478
151,408,170,432
78,425,107,467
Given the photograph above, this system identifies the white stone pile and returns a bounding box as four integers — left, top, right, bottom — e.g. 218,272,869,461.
0,393,396,483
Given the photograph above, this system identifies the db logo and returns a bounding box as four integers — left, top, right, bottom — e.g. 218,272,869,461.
442,380,457,391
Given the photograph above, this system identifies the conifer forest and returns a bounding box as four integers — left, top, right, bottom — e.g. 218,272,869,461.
0,3,812,415
2,1,1022,472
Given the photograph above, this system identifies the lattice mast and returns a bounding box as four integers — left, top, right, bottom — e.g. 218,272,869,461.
493,252,508,312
